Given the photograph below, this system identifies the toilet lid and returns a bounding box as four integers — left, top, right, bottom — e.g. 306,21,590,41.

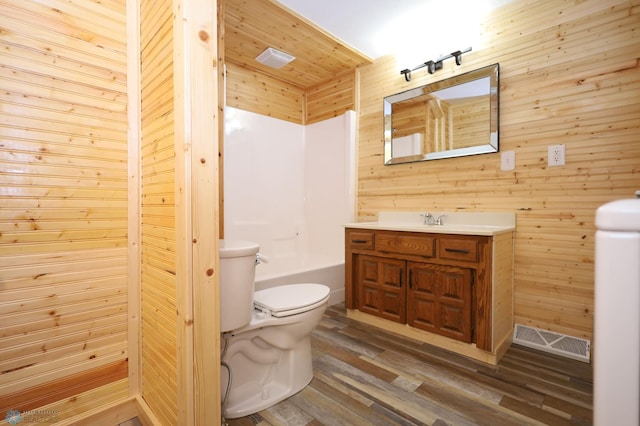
253,283,330,317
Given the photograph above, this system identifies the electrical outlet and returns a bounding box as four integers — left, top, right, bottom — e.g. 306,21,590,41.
501,150,515,171
548,144,565,167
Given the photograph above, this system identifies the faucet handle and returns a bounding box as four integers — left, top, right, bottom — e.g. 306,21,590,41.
436,214,448,225
420,212,434,225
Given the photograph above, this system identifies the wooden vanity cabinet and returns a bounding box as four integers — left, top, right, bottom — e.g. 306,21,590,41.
408,262,473,343
345,227,514,362
357,255,406,322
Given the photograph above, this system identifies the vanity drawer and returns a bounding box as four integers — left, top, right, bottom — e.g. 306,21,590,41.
376,233,435,258
347,230,375,250
439,238,479,262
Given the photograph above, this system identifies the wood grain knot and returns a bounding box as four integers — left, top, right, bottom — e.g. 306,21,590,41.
206,268,214,276
199,30,209,41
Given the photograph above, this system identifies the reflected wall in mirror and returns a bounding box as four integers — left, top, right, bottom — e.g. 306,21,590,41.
384,63,499,165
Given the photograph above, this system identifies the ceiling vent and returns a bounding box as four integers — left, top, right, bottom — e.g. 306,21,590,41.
255,47,295,69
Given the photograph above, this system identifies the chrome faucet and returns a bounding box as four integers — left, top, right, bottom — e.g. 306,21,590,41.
421,212,434,225
421,212,447,225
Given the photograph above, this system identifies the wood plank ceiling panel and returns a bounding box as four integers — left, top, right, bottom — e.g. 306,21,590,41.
224,0,372,89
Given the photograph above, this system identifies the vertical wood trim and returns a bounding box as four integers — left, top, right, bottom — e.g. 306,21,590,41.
475,239,492,351
353,69,360,221
353,68,361,219
302,91,308,126
218,0,226,238
127,0,142,398
174,0,220,424
491,232,515,351
173,0,195,423
189,1,220,424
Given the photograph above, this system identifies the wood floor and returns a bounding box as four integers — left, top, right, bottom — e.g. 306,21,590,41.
225,304,593,426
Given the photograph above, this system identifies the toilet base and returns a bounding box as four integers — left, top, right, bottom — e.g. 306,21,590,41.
222,335,315,419
223,368,312,419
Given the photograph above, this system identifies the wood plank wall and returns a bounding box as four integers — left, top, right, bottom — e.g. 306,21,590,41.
139,0,179,423
0,0,130,416
225,62,305,124
306,68,357,125
356,0,640,342
224,63,356,125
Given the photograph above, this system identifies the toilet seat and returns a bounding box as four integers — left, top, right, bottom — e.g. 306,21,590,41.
253,283,330,318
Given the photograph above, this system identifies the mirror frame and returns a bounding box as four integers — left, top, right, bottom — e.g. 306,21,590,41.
383,63,499,165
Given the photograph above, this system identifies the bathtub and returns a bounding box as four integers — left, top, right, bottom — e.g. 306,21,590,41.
254,254,345,306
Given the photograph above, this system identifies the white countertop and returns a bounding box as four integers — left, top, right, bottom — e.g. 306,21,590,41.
344,211,516,236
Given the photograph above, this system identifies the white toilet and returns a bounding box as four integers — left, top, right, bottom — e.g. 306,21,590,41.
219,240,330,419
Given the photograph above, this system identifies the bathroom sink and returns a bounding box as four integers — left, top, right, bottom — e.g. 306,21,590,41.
347,222,511,236
344,212,516,236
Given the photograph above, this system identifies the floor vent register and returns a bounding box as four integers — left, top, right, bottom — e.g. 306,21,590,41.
513,324,591,363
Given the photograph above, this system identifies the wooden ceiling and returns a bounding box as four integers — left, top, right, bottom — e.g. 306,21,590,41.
223,0,373,90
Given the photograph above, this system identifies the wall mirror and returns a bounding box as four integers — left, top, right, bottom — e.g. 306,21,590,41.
384,63,499,165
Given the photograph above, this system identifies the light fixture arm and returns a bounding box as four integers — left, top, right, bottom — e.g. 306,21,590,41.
400,47,472,82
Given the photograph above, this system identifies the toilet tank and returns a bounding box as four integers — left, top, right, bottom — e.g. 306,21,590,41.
219,240,259,332
594,196,640,426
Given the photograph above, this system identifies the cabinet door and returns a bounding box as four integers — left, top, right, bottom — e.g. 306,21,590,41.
408,262,473,342
357,255,406,323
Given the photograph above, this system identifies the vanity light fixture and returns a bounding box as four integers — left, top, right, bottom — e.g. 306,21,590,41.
255,47,296,69
400,47,472,82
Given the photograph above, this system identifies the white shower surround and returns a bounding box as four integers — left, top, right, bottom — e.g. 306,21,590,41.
223,107,356,305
